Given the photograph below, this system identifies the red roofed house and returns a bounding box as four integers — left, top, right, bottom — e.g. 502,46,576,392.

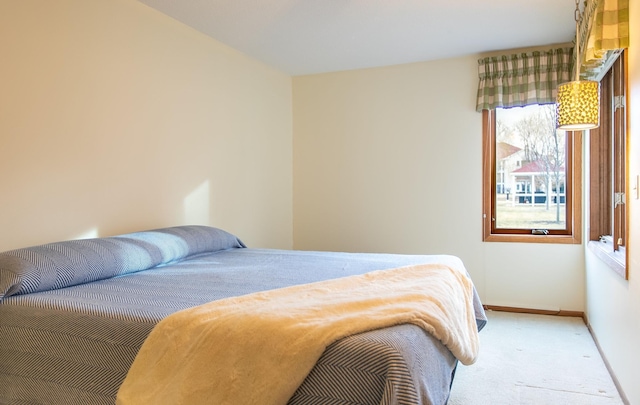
511,160,565,206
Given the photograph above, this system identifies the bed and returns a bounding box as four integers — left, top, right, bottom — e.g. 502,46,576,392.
0,225,486,405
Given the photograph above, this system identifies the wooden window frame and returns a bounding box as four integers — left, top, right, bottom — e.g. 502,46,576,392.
482,109,583,244
588,50,628,279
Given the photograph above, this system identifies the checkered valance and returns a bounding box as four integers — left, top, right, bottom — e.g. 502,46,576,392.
475,0,628,111
579,0,629,80
475,48,573,111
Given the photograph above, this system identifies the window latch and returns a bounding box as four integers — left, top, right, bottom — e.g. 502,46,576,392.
532,229,549,235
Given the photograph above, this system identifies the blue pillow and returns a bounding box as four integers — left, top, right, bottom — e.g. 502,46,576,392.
0,225,245,300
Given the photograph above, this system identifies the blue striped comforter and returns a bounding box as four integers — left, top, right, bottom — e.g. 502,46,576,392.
0,226,486,405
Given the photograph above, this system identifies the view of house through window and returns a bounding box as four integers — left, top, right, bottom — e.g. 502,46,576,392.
494,104,568,231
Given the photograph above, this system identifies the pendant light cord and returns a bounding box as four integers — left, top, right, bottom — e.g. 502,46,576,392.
574,0,581,80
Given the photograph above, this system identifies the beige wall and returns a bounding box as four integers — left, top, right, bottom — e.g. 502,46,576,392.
0,0,293,251
585,1,640,403
293,56,585,311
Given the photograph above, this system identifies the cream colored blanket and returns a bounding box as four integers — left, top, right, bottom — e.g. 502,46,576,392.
116,263,479,405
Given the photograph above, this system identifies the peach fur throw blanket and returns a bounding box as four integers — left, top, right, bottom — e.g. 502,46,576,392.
116,263,480,405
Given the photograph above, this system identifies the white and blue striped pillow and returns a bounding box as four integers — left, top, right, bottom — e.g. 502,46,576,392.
0,225,244,300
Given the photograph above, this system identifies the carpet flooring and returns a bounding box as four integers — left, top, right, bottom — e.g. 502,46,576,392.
448,310,624,405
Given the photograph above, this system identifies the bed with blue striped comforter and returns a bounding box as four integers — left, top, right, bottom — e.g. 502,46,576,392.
0,226,486,405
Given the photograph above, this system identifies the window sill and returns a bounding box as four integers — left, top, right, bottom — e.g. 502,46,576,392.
587,240,626,279
483,233,581,244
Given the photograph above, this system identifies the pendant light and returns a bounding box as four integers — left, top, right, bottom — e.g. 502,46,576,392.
556,0,600,130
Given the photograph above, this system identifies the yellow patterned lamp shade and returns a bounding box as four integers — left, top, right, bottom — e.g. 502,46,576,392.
556,80,600,130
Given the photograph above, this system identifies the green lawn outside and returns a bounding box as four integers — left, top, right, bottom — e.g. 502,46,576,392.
495,194,566,229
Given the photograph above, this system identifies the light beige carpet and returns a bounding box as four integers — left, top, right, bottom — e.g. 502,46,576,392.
448,311,624,405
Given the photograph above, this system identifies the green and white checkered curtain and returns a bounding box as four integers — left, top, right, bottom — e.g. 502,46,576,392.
475,48,573,112
579,0,629,80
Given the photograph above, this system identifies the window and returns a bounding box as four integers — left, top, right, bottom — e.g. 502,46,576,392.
588,50,628,279
482,105,582,243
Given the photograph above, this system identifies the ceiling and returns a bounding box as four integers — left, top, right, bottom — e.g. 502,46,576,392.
137,0,577,76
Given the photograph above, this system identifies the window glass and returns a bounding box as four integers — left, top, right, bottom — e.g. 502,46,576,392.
494,105,568,231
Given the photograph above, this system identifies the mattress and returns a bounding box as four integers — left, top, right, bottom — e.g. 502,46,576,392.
0,226,486,405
